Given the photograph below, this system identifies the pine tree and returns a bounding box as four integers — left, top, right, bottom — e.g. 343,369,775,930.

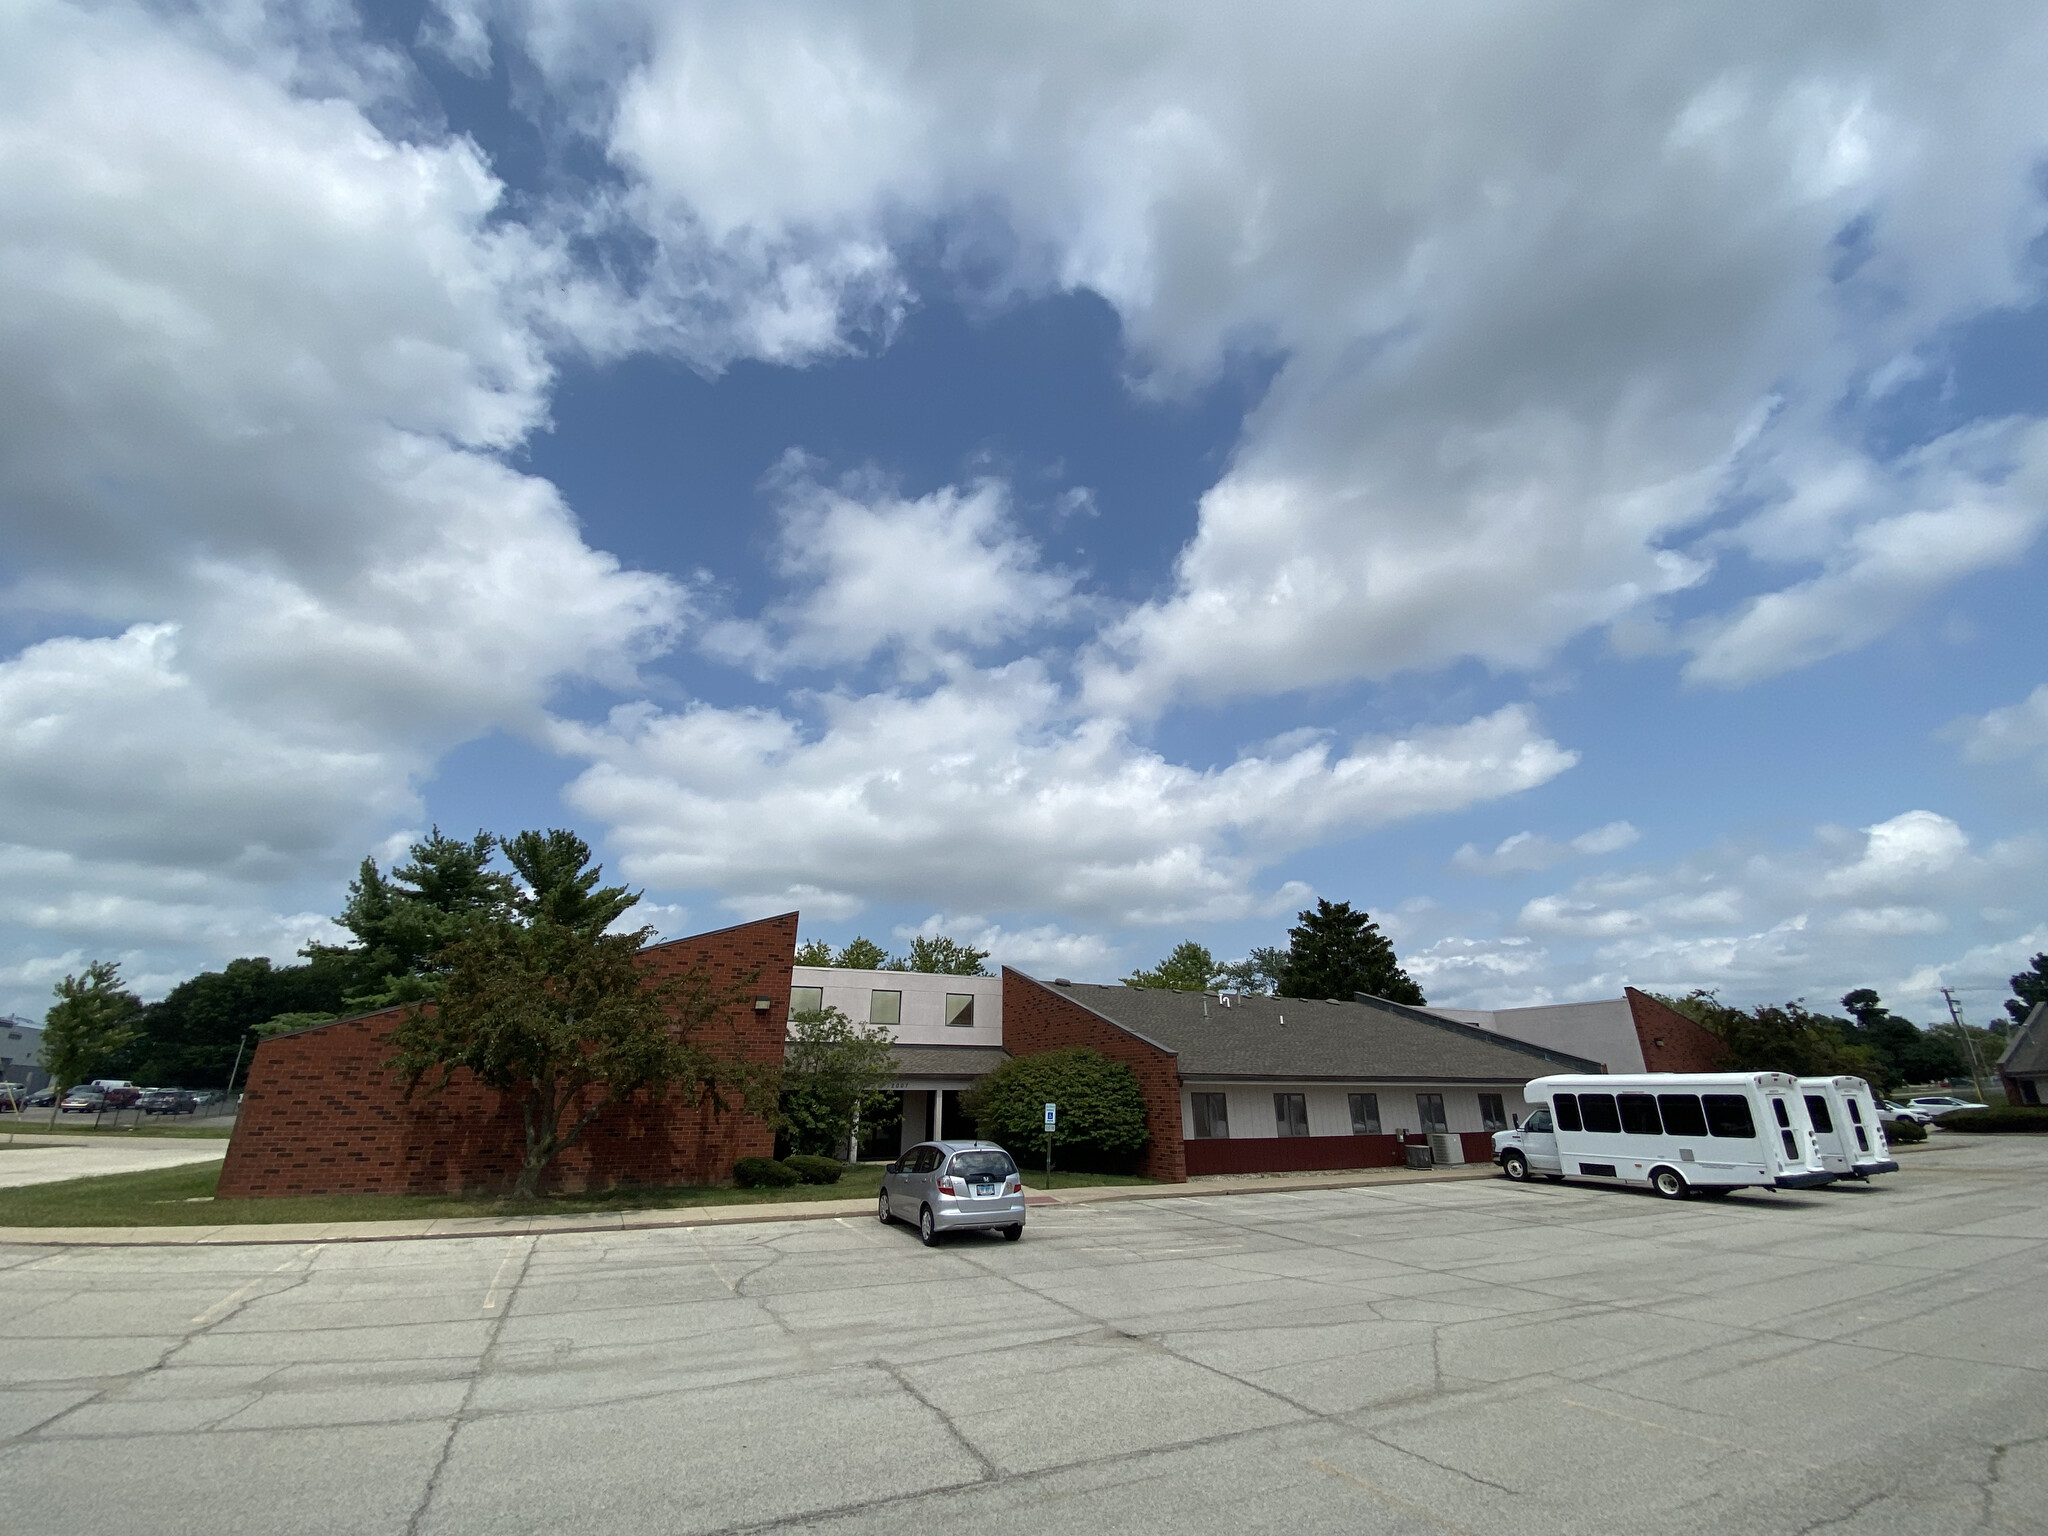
1277,899,1425,1005
2006,953,2048,1026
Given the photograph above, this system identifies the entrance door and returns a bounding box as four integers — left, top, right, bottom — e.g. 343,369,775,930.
1519,1106,1562,1172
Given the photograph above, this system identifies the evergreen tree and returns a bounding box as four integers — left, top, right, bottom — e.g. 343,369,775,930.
1124,941,1219,991
307,828,516,1009
2006,953,2048,1026
1277,900,1425,1005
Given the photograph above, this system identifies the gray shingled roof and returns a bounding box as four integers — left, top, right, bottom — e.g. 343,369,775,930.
1041,982,1605,1081
1998,1003,2048,1076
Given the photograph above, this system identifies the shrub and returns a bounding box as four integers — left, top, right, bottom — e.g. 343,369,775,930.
733,1156,800,1188
961,1046,1148,1173
1933,1106,2048,1134
1880,1117,1928,1144
784,1154,845,1185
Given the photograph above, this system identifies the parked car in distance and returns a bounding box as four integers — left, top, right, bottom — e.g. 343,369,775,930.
101,1085,143,1109
25,1087,58,1108
1907,1095,1990,1115
1880,1100,1934,1123
879,1140,1027,1245
59,1088,107,1113
139,1089,198,1115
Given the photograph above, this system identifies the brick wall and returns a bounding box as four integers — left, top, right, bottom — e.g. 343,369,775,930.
216,913,798,1198
1625,988,1729,1074
1000,970,1187,1182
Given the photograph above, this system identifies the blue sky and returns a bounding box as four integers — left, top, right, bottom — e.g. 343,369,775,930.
2,1,2044,1027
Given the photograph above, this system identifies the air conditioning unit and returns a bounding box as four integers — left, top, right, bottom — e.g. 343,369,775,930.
1427,1132,1465,1166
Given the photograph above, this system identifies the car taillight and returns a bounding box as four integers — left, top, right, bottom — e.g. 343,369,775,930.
1006,1177,1021,1194
936,1177,958,1196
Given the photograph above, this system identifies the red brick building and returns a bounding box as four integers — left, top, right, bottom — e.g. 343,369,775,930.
216,913,796,1198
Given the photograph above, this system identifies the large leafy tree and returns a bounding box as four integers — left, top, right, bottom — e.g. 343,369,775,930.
889,935,991,975
1214,947,1287,996
131,953,358,1086
2007,953,2048,1026
835,937,893,970
1839,989,1966,1090
781,1004,897,1158
960,1047,1148,1172
387,829,768,1198
1277,899,1425,1005
1124,941,1219,991
43,961,143,1091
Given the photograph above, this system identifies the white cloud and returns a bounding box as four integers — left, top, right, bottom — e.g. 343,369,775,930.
556,672,1574,927
1451,820,1639,875
1949,684,2048,778
703,469,1076,679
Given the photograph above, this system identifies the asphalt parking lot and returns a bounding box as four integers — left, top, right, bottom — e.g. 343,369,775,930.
1,1137,2041,1535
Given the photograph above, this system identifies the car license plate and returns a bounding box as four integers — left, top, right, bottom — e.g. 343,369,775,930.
975,1182,997,1197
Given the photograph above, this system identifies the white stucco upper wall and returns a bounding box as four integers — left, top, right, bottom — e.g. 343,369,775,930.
790,966,1004,1049
1429,998,1643,1073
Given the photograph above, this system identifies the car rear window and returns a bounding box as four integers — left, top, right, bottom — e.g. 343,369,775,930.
949,1151,1016,1181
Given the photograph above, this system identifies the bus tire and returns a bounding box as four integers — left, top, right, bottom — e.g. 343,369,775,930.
1651,1167,1689,1200
1500,1151,1530,1182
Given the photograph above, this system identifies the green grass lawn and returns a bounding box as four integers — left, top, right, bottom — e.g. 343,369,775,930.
0,1159,1149,1227
0,1122,236,1139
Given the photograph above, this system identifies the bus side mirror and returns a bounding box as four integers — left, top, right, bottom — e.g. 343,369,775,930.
1511,1114,1521,1128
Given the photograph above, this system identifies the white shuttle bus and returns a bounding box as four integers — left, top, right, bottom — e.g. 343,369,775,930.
1797,1076,1899,1180
1492,1073,1835,1199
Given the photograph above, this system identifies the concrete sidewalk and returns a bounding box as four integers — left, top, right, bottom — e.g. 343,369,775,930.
0,1161,1501,1248
0,1136,226,1192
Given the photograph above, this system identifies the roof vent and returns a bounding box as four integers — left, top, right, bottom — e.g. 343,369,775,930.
1053,978,1071,987
1217,991,1234,1009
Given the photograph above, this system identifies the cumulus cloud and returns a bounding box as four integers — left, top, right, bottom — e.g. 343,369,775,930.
555,674,1574,927
1451,821,1639,876
1949,684,2048,777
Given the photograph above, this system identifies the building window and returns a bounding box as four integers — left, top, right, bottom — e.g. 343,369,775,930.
1415,1093,1447,1133
1348,1092,1380,1134
1274,1093,1310,1137
1478,1093,1507,1131
944,993,975,1027
789,986,824,1016
869,990,902,1026
1192,1093,1230,1139
2024,1080,2041,1105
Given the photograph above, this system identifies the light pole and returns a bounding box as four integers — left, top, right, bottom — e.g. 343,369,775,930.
1940,988,1995,1105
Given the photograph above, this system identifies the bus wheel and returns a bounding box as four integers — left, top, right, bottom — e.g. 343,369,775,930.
1500,1151,1530,1182
1651,1167,1689,1200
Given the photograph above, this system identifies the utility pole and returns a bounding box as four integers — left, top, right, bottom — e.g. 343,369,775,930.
1940,988,1995,1105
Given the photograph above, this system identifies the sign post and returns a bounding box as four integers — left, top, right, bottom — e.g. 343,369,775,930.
1043,1102,1057,1190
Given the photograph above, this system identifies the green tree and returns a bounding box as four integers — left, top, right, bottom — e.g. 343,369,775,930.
387,830,769,1199
794,938,835,966
130,952,358,1086
780,1004,897,1158
835,937,892,970
1213,946,1286,995
890,935,991,975
1669,991,1888,1083
308,828,516,1009
1840,989,1966,1090
2007,953,2048,1026
1124,941,1219,991
1277,899,1424,1005
43,961,143,1091
961,1047,1148,1172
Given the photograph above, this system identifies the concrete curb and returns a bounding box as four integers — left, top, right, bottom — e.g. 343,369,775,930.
0,1163,1503,1248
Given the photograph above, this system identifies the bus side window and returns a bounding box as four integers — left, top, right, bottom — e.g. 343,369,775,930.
1703,1095,1756,1139
1657,1094,1708,1138
1579,1093,1621,1134
1554,1094,1582,1132
1618,1093,1661,1135
1803,1095,1833,1132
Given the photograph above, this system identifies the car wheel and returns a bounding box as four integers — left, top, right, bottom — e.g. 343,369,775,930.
1003,1224,1023,1242
877,1190,892,1225
1651,1167,1689,1200
919,1206,938,1246
1500,1151,1530,1182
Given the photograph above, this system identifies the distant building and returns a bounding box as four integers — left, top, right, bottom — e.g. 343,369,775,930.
1996,1002,2048,1105
0,1017,49,1094
1422,988,1726,1074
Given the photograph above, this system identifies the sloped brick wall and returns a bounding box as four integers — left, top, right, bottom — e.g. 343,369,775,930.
216,913,797,1198
1000,970,1187,1182
1625,988,1729,1074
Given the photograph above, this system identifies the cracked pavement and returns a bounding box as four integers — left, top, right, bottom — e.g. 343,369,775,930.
2,1136,2042,1534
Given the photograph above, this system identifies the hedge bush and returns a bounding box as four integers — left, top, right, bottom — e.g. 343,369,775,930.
784,1154,846,1185
1933,1106,2048,1133
1880,1117,1927,1144
733,1156,800,1188
961,1046,1148,1172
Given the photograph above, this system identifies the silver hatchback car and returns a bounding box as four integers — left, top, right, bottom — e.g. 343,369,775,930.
879,1140,1027,1245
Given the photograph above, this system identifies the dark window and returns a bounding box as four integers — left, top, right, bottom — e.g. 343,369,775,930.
1854,1126,1869,1152
913,1146,942,1173
1657,1095,1709,1138
789,986,824,1015
1348,1092,1380,1134
1803,1095,1834,1133
1576,1162,1618,1178
944,993,975,1027
1781,1129,1800,1160
1578,1093,1621,1134
1192,1093,1230,1139
1554,1095,1583,1132
2025,1081,2042,1105
1478,1093,1508,1131
1703,1095,1757,1139
1772,1098,1793,1129
1846,1099,1864,1125
1524,1108,1554,1134
1275,1093,1310,1137
949,1151,1015,1181
1415,1093,1447,1132
1618,1094,1661,1136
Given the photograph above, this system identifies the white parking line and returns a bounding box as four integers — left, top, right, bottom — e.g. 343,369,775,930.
481,1235,532,1311
190,1245,324,1325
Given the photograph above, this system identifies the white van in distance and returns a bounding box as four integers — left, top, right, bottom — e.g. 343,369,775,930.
1493,1073,1836,1199
1798,1076,1899,1180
